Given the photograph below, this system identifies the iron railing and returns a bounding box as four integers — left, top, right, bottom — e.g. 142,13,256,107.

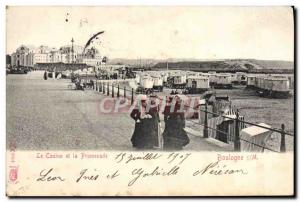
90,79,293,152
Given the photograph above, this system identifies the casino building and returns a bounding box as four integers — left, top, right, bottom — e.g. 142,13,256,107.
10,44,104,68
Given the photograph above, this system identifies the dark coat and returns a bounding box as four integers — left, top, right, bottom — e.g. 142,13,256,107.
130,107,159,149
162,105,190,150
43,72,48,80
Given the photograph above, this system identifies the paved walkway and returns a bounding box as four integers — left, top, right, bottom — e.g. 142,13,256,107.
7,71,230,151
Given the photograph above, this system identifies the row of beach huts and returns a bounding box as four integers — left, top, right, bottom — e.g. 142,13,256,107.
134,70,293,98
57,67,293,99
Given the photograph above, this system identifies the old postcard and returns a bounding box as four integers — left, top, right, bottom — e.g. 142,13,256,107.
6,6,294,196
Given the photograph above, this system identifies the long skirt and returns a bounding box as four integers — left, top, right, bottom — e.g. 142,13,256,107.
163,116,190,150
131,115,159,149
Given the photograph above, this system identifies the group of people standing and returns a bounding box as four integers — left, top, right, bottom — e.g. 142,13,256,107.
130,94,190,150
43,70,62,80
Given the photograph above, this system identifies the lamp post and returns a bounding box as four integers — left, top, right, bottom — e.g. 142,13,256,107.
71,38,74,63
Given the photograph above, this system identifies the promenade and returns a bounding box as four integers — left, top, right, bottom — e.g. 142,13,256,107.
7,71,230,151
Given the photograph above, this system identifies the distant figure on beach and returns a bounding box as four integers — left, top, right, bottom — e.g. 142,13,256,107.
130,95,160,149
162,96,190,150
43,70,48,80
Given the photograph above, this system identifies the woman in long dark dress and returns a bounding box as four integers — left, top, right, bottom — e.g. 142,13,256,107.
130,95,159,149
163,96,190,150
43,70,48,80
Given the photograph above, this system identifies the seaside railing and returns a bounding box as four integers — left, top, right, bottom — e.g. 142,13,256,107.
90,79,293,152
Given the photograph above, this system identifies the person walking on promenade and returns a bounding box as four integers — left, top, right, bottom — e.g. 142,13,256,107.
162,95,190,150
43,70,48,80
130,95,160,149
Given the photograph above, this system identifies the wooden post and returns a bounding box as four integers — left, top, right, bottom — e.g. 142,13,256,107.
99,82,102,92
107,82,110,96
280,124,286,152
203,101,208,138
112,84,114,98
103,82,105,94
234,110,241,151
198,104,201,124
95,81,98,91
124,86,126,98
117,85,120,98
93,80,95,90
131,88,134,105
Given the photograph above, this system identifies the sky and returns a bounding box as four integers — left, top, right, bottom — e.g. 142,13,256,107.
6,6,294,61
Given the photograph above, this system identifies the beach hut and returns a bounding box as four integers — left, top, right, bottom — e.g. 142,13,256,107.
140,75,154,89
264,78,273,91
240,123,274,152
236,72,247,85
169,74,187,89
270,78,290,98
208,71,217,85
152,75,163,92
257,77,266,90
162,73,169,83
214,74,232,89
186,76,210,94
246,75,256,88
230,73,238,84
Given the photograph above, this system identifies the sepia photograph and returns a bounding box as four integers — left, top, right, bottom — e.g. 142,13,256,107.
5,6,295,196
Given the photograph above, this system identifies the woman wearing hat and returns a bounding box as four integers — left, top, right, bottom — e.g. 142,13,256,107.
130,95,160,149
162,96,190,150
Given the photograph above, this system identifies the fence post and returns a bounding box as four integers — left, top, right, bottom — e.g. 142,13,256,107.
280,124,286,153
103,82,105,94
95,81,98,91
234,110,241,151
117,85,120,98
203,101,208,138
131,88,134,105
112,84,114,98
107,82,110,96
124,86,126,98
99,82,102,92
198,104,201,124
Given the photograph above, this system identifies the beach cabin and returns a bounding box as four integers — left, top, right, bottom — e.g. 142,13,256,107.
254,75,263,89
240,123,274,152
256,77,265,90
168,74,187,89
246,75,256,88
208,71,217,85
214,74,232,89
230,73,238,84
272,74,293,89
236,72,247,85
269,78,290,98
152,75,163,92
186,76,210,94
136,74,155,94
163,74,168,83
140,75,154,89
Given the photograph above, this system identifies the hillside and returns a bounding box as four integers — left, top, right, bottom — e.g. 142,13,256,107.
246,59,294,69
150,59,294,73
108,58,293,73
